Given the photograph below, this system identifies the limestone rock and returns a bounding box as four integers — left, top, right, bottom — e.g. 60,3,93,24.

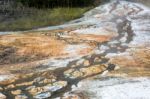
44,81,67,92
26,86,36,91
0,93,6,99
28,87,44,95
64,64,107,79
15,94,28,99
83,60,90,67
33,92,51,99
71,71,84,78
94,57,102,63
34,77,44,83
5,84,15,89
63,95,80,99
0,87,3,91
11,90,22,95
39,78,52,84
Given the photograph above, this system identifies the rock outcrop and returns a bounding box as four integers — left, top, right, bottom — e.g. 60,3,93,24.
0,0,150,99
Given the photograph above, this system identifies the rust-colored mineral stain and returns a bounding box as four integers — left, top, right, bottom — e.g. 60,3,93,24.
0,34,66,57
77,34,112,42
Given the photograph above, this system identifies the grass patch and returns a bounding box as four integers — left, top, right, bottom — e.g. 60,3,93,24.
0,7,91,31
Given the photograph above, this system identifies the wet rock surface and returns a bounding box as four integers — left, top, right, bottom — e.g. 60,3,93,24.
0,0,150,99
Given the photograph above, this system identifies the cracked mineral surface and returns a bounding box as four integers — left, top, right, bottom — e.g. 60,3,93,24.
0,0,150,99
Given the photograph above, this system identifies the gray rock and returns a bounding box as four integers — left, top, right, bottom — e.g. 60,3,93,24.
34,92,51,99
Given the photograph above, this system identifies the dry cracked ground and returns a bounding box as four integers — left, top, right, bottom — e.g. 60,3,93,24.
0,0,150,99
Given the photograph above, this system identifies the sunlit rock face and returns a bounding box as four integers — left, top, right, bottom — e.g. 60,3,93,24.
0,34,94,65
65,77,150,99
58,0,150,98
0,0,150,99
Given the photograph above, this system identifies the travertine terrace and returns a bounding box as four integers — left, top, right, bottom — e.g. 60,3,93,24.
0,0,150,99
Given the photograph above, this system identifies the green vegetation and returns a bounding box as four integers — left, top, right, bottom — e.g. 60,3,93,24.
0,0,101,31
0,7,91,31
